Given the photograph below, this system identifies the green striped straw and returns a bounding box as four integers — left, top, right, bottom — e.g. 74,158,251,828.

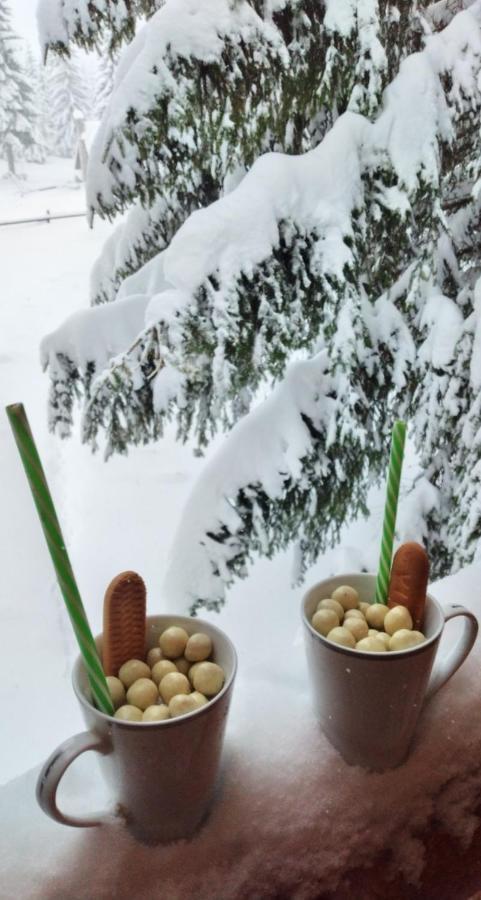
6,403,114,716
375,419,407,605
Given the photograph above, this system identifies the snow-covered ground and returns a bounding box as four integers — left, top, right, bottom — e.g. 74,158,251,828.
0,158,388,785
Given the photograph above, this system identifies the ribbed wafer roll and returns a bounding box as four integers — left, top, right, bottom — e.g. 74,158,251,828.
102,571,146,675
388,542,429,631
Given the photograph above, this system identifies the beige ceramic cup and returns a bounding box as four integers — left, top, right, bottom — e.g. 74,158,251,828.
302,573,478,771
36,614,237,843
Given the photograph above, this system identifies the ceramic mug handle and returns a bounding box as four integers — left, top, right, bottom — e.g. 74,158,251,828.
36,731,111,827
425,603,478,701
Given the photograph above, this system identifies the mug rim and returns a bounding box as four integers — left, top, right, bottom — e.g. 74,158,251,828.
302,572,442,660
72,613,238,727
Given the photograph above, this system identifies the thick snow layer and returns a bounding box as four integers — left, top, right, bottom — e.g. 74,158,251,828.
89,198,169,303
37,0,68,55
163,352,336,610
40,292,149,372
418,290,464,369
163,113,365,294
324,0,358,38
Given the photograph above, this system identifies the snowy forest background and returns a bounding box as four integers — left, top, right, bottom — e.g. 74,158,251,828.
0,0,114,171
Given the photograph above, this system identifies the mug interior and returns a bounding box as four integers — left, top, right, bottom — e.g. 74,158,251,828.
74,613,238,723
302,573,443,657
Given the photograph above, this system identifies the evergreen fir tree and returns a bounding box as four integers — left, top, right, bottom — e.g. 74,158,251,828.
40,1,481,611
23,48,49,163
46,50,91,157
0,0,35,174
94,41,116,120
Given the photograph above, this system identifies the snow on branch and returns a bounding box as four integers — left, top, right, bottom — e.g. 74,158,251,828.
36,0,159,56
86,0,288,217
425,0,479,31
40,293,150,437
89,197,174,304
162,351,360,612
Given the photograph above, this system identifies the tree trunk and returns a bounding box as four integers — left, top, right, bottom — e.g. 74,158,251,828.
5,143,16,176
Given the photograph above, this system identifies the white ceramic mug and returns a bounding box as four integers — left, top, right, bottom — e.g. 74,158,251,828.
302,573,478,770
36,615,237,843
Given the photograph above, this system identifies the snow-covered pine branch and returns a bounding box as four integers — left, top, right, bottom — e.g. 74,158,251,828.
425,0,478,30
67,1,416,301
85,1,289,221
36,0,160,57
40,293,151,436
89,197,170,304
162,350,378,613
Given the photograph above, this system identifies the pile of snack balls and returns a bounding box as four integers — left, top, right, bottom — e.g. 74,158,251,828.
310,585,427,652
107,626,225,721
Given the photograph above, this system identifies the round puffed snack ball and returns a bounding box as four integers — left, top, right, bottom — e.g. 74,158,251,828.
159,626,189,659
326,627,356,649
187,662,202,685
356,636,387,653
384,605,413,636
169,694,202,718
190,691,208,709
311,608,339,637
342,617,368,642
114,705,143,722
106,675,126,710
142,704,170,722
173,656,191,676
146,647,163,668
151,659,178,685
159,672,191,704
359,602,370,615
366,604,389,630
184,632,213,663
373,631,391,650
118,659,151,689
343,609,365,621
192,661,225,697
331,585,359,611
389,629,425,651
126,677,159,711
317,598,344,621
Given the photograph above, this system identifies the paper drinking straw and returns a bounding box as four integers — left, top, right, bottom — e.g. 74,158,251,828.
375,420,407,605
6,403,114,715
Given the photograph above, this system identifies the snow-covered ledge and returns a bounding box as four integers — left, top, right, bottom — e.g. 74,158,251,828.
2,564,481,899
